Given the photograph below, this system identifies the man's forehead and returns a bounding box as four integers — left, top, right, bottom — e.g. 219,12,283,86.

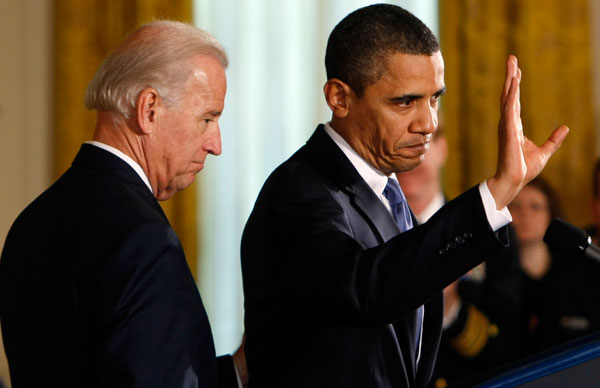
386,51,443,76
374,51,445,93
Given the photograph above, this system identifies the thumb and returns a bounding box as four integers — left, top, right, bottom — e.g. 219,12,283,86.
540,125,569,156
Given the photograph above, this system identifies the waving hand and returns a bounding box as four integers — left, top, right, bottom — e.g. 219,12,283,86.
487,55,569,209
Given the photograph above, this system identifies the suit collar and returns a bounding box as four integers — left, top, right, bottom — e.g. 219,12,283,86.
306,125,401,242
323,123,389,197
72,144,168,222
84,140,152,192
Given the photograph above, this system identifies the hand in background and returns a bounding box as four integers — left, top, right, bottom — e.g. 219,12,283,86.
443,280,461,326
233,335,248,387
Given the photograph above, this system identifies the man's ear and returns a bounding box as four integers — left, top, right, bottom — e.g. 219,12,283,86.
136,88,159,135
323,79,353,119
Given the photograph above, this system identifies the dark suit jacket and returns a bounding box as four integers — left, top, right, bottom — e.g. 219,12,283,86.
241,125,508,388
0,144,236,388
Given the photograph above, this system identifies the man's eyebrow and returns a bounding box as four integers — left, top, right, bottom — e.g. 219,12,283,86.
388,87,446,103
388,94,423,103
434,86,447,97
198,111,222,121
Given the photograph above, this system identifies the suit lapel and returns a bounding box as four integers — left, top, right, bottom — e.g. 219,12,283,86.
306,125,427,382
351,182,401,242
304,125,401,243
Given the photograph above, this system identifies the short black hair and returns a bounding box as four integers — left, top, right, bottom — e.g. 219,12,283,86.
325,4,440,97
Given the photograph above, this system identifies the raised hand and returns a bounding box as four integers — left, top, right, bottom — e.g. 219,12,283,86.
487,55,569,209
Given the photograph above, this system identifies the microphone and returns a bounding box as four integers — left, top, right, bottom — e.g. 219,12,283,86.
543,218,600,262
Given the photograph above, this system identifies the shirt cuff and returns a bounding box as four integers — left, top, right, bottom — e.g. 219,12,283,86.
478,181,512,232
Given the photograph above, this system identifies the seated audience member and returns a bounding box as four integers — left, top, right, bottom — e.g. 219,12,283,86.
510,177,600,357
397,130,522,388
586,158,600,243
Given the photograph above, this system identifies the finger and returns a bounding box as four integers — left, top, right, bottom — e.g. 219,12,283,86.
517,67,522,116
540,125,569,155
503,75,520,127
501,55,518,105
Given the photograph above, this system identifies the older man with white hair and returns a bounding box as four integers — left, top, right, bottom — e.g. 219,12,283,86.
0,21,245,388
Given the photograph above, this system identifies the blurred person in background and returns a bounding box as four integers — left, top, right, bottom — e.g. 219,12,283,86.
586,158,600,244
509,177,600,357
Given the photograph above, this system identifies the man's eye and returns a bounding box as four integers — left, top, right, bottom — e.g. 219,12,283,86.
531,204,547,212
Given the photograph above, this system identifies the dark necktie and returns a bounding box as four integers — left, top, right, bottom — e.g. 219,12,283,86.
383,178,423,366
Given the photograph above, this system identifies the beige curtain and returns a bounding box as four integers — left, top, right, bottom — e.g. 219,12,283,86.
440,0,595,227
53,0,198,277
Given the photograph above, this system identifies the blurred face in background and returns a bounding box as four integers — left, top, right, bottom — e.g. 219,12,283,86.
592,171,600,233
509,184,552,245
592,196,600,229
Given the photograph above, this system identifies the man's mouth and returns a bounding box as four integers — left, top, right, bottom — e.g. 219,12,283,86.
404,142,430,154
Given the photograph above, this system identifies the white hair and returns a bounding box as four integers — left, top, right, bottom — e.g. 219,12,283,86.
85,20,228,118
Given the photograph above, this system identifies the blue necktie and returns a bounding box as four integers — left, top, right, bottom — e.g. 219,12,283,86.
382,178,413,232
383,178,423,366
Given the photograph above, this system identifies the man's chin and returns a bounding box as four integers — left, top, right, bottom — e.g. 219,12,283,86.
157,175,196,201
388,158,424,174
177,174,197,192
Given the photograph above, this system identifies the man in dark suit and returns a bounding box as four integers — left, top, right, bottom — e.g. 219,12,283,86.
0,21,245,388
241,4,568,388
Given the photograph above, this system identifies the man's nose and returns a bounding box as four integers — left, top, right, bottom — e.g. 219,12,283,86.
204,124,222,156
411,102,437,135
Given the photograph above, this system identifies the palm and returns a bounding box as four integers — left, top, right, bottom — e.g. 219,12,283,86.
522,137,550,182
489,55,568,209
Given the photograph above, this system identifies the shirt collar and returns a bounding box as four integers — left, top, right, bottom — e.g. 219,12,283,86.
84,141,153,193
323,122,392,199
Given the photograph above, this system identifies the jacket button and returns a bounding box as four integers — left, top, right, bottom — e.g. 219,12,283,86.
463,232,474,239
455,236,465,244
447,242,457,250
439,248,447,255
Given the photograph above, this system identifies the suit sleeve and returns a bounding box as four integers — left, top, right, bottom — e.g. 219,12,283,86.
251,185,509,327
93,221,218,388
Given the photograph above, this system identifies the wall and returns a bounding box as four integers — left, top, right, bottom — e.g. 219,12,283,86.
0,0,52,386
